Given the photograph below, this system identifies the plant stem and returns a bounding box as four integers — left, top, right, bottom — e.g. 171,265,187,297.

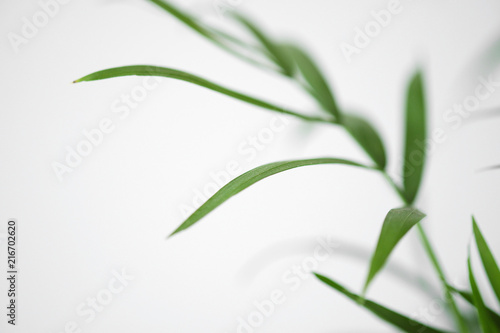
340,122,467,331
381,170,407,203
294,114,335,124
290,72,468,332
380,169,468,332
416,223,469,333
379,168,467,332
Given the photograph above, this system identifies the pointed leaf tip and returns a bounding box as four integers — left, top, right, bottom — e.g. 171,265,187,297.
169,158,371,237
468,253,500,333
472,217,500,307
363,207,426,293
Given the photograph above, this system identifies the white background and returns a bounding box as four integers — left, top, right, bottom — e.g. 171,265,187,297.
2,0,500,332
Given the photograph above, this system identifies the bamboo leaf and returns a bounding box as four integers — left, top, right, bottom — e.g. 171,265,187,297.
363,207,426,293
283,44,340,118
450,287,500,328
148,0,215,41
205,26,263,54
314,273,451,333
147,0,273,70
343,114,387,170
473,217,500,306
169,158,373,237
73,65,330,123
232,14,295,77
468,255,500,333
402,71,427,204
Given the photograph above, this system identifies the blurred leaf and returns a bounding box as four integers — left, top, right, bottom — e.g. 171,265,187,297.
468,255,500,333
473,217,500,306
232,14,295,76
148,0,214,40
314,273,450,333
74,65,329,123
450,287,500,328
402,71,426,205
363,207,426,293
169,158,373,237
147,0,341,114
283,44,340,118
343,114,387,170
147,0,274,70
467,35,500,86
206,26,261,53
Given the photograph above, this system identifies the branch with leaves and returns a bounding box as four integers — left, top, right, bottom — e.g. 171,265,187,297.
74,1,500,332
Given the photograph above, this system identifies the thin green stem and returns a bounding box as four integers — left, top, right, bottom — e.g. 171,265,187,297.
336,115,468,331
192,16,467,329
276,42,470,333
381,170,407,203
320,101,468,331
293,114,335,124
379,169,467,332
416,223,469,333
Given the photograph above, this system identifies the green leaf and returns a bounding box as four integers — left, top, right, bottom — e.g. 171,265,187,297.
205,26,262,54
232,14,295,77
169,158,373,237
73,65,330,123
147,0,274,71
402,71,427,205
283,44,340,118
473,217,500,306
363,207,426,293
468,255,500,333
343,114,387,170
450,287,500,328
314,273,451,333
148,0,215,41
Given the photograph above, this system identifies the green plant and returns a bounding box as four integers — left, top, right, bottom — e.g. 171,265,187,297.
74,1,500,331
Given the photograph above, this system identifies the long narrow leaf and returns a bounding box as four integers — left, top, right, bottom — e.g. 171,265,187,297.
363,207,426,293
468,255,500,333
473,217,500,306
450,287,500,328
73,65,330,123
314,273,450,333
402,71,426,204
232,14,295,77
169,158,373,237
343,114,387,170
147,0,273,70
205,26,263,54
283,44,340,118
